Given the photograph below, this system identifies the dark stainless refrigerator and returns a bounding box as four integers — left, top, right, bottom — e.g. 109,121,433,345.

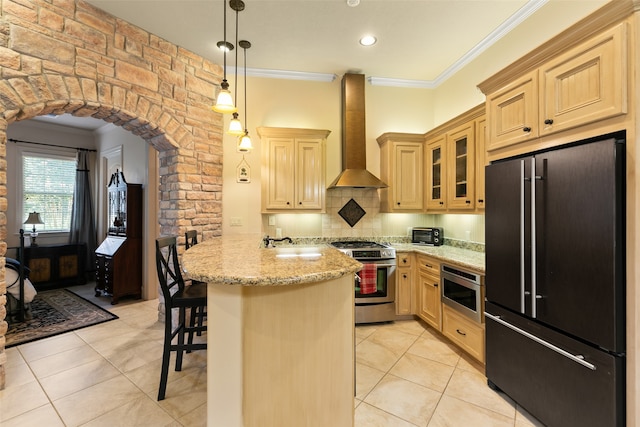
485,134,626,427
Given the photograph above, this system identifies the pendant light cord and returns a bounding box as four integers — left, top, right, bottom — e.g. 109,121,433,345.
244,45,247,131
222,0,227,81
234,4,239,105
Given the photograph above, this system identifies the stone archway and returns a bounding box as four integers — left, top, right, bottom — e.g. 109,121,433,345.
0,0,224,389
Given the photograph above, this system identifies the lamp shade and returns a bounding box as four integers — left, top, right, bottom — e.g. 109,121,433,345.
212,87,237,113
237,132,253,152
24,212,44,225
227,112,244,135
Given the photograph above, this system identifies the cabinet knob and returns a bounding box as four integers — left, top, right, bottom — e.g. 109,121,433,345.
286,202,290,205
434,283,438,287
456,329,467,336
478,199,484,203
465,200,471,204
298,202,302,205
397,202,401,206
439,201,444,205
402,274,407,279
544,119,554,125
523,126,532,132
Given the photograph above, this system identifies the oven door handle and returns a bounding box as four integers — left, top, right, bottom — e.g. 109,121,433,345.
363,263,396,268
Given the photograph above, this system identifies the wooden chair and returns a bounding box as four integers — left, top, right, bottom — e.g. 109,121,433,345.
185,229,199,249
155,236,207,401
184,230,206,335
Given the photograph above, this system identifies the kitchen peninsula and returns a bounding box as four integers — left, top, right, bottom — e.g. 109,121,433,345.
182,235,361,427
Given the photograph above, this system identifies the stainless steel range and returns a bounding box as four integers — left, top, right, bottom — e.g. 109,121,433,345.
331,241,396,324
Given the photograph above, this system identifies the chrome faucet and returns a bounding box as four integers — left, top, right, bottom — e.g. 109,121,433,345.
263,235,293,248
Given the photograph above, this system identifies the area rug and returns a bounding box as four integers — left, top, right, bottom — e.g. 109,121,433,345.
5,289,118,348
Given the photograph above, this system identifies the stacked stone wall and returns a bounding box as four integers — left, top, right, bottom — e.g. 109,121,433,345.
0,0,225,389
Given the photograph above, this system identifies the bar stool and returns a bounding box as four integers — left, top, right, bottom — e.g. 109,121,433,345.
155,236,207,401
185,230,206,335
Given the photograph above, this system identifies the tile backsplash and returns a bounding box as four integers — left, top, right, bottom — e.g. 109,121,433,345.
261,188,485,246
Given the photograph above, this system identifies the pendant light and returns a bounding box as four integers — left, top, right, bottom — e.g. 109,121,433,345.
227,0,245,134
212,0,237,114
237,39,253,152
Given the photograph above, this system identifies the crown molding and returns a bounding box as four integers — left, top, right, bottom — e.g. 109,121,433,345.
228,67,336,82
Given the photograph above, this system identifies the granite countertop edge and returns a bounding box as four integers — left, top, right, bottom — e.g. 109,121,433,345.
392,243,485,273
182,235,362,287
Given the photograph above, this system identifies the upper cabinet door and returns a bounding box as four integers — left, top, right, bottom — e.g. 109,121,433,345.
447,122,475,210
425,135,447,211
486,71,538,151
295,139,324,209
265,138,295,210
393,142,424,211
475,117,486,211
539,22,627,136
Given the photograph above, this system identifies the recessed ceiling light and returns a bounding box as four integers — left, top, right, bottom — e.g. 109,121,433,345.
216,41,234,52
346,0,360,6
359,35,377,46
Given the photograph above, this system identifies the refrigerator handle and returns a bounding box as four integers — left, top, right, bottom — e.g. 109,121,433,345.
485,312,596,371
520,160,526,313
531,157,537,318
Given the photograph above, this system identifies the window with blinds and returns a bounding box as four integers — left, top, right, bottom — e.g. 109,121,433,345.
22,153,77,232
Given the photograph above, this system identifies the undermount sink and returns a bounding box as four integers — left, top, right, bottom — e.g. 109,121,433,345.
273,247,322,259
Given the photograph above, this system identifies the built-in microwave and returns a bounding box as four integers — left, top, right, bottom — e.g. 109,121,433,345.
412,227,444,246
441,264,484,323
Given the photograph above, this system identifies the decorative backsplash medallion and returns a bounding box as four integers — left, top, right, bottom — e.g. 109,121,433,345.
338,198,366,227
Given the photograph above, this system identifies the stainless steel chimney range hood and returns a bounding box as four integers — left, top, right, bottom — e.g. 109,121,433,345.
328,73,387,189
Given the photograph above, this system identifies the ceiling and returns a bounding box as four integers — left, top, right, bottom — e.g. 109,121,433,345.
85,0,602,85
34,0,608,130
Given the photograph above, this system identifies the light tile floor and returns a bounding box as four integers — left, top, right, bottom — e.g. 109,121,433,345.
1,285,544,426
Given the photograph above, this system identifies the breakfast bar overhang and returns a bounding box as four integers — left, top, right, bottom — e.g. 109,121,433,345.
182,236,362,427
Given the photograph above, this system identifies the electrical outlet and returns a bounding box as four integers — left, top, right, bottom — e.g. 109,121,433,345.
268,215,276,226
230,217,242,226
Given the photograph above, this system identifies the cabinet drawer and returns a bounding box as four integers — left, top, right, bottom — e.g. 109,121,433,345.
442,304,485,363
397,253,412,267
416,255,440,277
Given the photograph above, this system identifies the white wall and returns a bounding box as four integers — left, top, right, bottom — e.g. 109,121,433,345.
6,120,98,249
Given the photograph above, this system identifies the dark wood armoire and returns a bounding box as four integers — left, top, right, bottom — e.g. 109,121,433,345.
94,170,142,304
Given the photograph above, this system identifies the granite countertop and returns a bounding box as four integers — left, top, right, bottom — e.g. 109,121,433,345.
181,234,362,286
392,243,485,273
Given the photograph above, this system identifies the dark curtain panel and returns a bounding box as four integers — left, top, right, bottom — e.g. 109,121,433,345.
69,151,97,276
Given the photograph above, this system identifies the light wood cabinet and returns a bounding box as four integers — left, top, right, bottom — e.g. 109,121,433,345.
416,255,441,330
423,105,484,213
425,135,447,211
396,253,414,316
446,122,475,210
486,70,538,151
483,22,627,157
258,127,330,212
475,117,486,211
378,134,424,212
539,22,627,136
442,304,485,363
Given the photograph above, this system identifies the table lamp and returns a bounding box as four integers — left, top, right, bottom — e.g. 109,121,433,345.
24,211,44,246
